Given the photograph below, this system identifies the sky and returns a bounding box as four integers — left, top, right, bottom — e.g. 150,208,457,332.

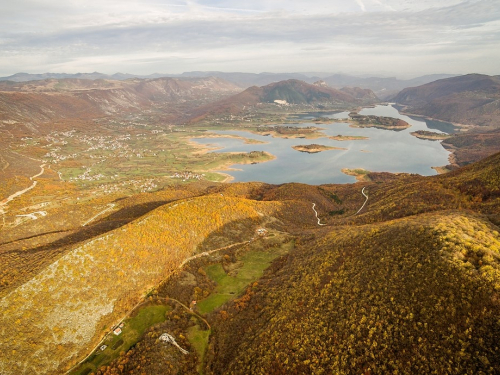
0,0,499,78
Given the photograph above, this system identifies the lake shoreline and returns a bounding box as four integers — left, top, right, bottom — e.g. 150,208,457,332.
189,104,454,184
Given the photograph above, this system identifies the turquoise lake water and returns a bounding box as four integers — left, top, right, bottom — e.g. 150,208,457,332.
192,104,456,184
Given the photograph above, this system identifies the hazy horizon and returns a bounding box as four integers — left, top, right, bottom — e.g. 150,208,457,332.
0,70,466,81
1,0,499,78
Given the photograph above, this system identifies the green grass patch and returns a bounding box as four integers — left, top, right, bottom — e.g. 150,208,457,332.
187,324,211,374
197,243,293,315
71,304,170,375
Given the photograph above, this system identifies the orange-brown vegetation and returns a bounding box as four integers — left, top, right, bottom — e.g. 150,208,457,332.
207,211,500,375
0,195,280,374
89,152,500,375
1,141,500,375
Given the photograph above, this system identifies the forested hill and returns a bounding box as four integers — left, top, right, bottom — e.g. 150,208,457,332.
204,152,500,374
391,74,500,127
68,151,500,375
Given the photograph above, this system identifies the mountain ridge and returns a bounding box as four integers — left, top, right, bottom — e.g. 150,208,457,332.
187,79,378,123
0,71,458,99
0,76,242,136
391,74,500,127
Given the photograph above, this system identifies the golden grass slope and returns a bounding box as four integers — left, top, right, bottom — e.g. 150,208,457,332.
0,195,279,375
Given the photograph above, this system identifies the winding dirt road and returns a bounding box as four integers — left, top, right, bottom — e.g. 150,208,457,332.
0,164,45,216
355,187,369,215
312,203,326,226
179,240,249,268
64,238,247,373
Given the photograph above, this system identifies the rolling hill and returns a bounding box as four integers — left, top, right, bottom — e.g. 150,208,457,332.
2,150,499,374
390,74,500,168
188,79,378,123
86,152,500,375
391,74,500,128
0,194,282,374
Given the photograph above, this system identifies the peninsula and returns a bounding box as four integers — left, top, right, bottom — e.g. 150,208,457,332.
341,167,372,181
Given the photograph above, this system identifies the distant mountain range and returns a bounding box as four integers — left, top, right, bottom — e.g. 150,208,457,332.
0,71,458,99
3,73,499,168
391,74,500,127
0,76,241,135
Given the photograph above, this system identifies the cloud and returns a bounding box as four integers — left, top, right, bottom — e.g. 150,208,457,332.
0,0,499,76
354,0,367,12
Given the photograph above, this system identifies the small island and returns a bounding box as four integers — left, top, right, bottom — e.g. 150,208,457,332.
341,168,372,181
410,130,451,140
349,113,410,130
312,117,335,123
329,134,369,141
292,144,347,153
255,125,324,139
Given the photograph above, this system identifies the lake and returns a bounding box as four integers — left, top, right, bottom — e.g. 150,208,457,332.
192,104,456,184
